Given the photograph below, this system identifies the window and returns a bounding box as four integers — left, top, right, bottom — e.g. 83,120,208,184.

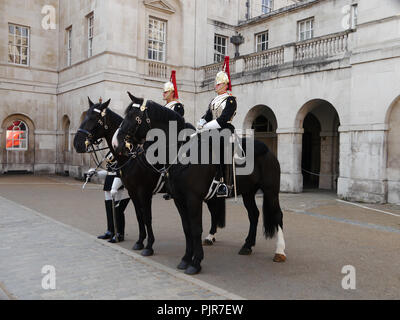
148,17,167,62
66,27,72,66
87,13,94,57
350,4,358,29
6,120,28,150
8,24,29,66
256,31,269,52
298,18,314,41
262,0,273,14
214,35,227,63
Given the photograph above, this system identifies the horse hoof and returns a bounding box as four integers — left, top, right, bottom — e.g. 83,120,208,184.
238,247,252,255
132,243,144,251
185,265,201,275
273,254,286,263
141,248,154,257
203,239,215,246
177,260,190,270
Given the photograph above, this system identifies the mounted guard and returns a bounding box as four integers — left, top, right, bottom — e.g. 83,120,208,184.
163,70,184,117
197,56,237,197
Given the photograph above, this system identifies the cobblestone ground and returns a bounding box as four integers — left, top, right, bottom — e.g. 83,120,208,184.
0,196,243,300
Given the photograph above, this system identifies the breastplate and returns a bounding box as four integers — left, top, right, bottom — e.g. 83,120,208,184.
210,94,229,119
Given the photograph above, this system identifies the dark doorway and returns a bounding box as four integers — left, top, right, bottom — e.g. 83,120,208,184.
302,113,321,189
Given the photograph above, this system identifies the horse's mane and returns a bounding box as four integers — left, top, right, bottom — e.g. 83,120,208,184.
125,100,186,132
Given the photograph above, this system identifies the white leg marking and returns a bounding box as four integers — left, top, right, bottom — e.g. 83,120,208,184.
275,226,286,256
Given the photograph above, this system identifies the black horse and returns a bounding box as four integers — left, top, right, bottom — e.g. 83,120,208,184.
73,97,226,256
114,94,286,275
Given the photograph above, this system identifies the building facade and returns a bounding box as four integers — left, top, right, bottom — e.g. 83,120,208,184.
1,0,400,204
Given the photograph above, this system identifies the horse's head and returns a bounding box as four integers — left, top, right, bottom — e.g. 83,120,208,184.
73,97,111,153
112,92,151,156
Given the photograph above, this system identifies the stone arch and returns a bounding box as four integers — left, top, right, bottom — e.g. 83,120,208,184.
296,99,340,190
243,105,278,155
1,113,35,173
386,95,400,203
61,115,71,153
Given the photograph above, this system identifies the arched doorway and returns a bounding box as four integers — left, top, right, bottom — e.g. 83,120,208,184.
61,115,71,175
387,96,400,204
302,113,321,188
244,105,278,156
1,114,35,173
296,99,340,190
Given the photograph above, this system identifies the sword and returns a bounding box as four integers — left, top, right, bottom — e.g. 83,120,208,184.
111,196,119,243
82,170,95,190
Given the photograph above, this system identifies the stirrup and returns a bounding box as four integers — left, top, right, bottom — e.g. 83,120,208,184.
216,183,229,197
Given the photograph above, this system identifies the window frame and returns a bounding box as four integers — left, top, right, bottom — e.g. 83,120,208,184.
66,26,72,66
147,16,167,63
350,4,358,30
87,13,94,58
6,120,28,151
8,23,30,66
255,30,269,52
262,0,273,14
214,34,228,63
298,17,314,42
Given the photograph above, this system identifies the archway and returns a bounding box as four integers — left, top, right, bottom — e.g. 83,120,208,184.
386,96,400,203
296,99,340,190
243,105,278,156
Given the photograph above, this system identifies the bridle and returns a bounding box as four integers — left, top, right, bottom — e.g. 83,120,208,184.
77,106,112,167
119,100,152,152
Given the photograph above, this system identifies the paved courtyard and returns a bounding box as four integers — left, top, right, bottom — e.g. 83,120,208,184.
0,174,399,300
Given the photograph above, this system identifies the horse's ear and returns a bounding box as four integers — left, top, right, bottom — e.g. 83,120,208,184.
88,97,94,107
127,91,135,101
127,92,144,105
102,99,111,109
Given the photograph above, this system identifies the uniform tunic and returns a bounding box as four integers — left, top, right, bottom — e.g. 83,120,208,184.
201,93,237,131
165,101,184,117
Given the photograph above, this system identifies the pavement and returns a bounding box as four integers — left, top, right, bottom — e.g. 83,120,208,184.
0,174,399,300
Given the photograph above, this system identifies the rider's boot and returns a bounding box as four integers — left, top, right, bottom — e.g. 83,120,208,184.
98,200,114,239
109,198,129,243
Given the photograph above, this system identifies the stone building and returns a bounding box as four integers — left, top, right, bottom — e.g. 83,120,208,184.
1,0,400,204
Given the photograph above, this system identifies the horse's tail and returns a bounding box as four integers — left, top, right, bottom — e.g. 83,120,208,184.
259,150,283,239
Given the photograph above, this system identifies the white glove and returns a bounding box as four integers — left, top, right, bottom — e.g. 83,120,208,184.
87,168,97,176
111,177,123,198
202,120,221,130
197,118,207,130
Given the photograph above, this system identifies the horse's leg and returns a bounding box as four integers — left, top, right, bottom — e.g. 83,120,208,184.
131,197,146,251
238,193,259,255
185,197,204,275
262,190,286,262
273,225,286,262
204,200,218,245
141,194,155,257
174,198,193,270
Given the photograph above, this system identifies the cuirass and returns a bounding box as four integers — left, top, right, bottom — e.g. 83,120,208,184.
210,93,230,120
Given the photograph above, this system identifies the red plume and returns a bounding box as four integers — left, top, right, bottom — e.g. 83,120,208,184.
170,70,179,99
223,56,232,91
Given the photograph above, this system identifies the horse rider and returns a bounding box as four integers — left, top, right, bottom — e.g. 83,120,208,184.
197,56,237,197
163,70,184,200
87,154,130,243
163,70,184,117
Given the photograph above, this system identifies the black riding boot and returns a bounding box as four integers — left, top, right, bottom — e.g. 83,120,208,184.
109,198,129,243
98,200,114,240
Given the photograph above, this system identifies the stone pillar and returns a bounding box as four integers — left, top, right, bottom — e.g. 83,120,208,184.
277,128,303,193
337,125,388,203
